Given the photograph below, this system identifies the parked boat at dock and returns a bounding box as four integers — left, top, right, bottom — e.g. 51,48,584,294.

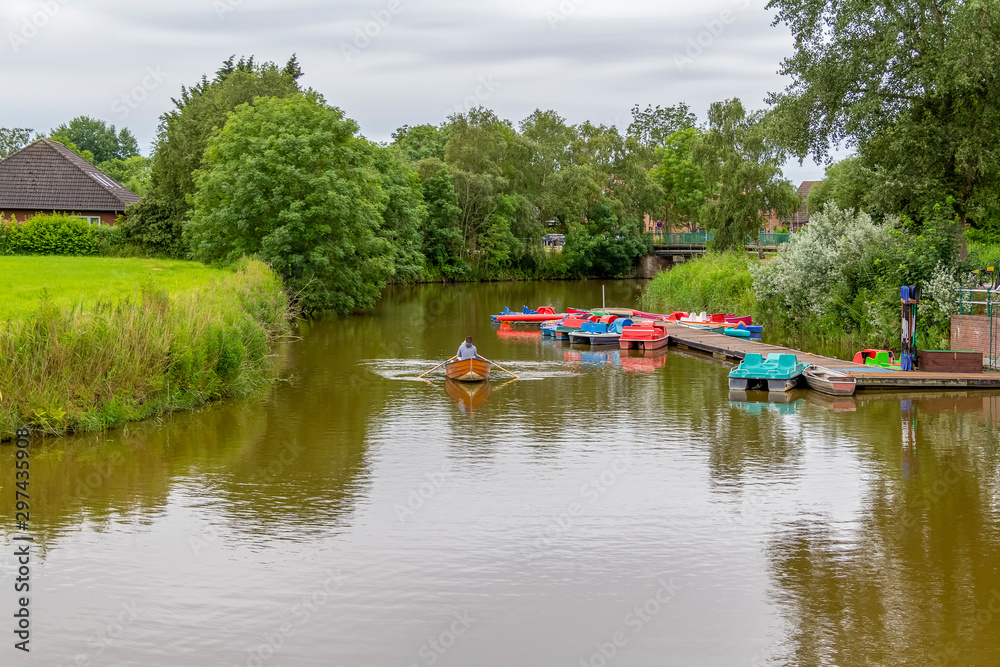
729,353,809,392
619,321,669,350
569,318,632,345
803,366,858,396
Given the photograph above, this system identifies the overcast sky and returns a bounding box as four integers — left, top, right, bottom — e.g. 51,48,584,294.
1,0,834,182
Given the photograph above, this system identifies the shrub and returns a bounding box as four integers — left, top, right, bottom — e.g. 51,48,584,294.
2,213,99,256
116,197,188,258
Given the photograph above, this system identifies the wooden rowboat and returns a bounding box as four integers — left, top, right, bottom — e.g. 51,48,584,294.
445,357,492,382
803,366,857,396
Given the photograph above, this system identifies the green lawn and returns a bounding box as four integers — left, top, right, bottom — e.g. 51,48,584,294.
0,256,230,320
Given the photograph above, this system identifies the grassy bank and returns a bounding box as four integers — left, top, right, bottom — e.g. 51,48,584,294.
641,252,760,318
640,251,880,356
0,256,231,321
0,257,291,439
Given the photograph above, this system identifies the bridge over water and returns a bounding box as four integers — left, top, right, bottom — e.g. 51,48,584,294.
651,232,791,258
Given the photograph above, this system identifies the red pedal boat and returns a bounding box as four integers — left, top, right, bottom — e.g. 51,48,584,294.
619,321,669,350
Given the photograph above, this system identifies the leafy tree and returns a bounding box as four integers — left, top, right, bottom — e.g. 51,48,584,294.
186,94,392,314
767,0,1000,253
650,128,711,232
805,156,870,216
628,103,698,149
48,134,95,163
391,124,451,163
417,161,467,278
49,116,139,164
563,200,651,277
370,145,426,283
0,128,33,158
443,108,514,259
151,55,304,219
695,99,799,250
98,155,152,196
116,197,187,258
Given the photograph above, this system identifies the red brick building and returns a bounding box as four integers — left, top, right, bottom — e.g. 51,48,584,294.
0,138,140,225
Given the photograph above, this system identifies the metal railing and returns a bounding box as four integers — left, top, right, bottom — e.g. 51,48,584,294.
649,231,793,247
957,287,1000,370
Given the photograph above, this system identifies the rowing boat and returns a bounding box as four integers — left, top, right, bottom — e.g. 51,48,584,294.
445,357,492,382
803,366,857,396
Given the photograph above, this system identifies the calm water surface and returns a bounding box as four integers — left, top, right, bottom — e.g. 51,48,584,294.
3,280,1000,666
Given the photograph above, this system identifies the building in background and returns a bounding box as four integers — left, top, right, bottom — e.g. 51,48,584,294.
0,138,139,225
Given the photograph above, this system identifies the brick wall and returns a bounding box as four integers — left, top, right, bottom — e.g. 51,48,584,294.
2,209,120,225
950,315,1000,364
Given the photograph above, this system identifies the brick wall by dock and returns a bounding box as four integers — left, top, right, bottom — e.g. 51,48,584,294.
950,315,1000,365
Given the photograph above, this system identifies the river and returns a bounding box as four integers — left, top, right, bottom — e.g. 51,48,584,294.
3,280,1000,666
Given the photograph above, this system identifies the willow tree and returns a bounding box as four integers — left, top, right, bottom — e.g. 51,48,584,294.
695,99,798,251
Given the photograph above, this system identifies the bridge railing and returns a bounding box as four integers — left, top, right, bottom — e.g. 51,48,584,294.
758,233,791,246
650,231,792,247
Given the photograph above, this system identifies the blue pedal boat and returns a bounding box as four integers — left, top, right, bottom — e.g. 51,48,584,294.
728,353,809,392
568,319,633,345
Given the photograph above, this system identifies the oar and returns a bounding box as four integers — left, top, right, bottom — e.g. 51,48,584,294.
479,356,519,380
419,356,457,379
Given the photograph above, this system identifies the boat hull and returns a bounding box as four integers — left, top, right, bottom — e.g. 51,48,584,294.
640,335,669,350
803,368,857,396
445,358,492,382
767,377,800,392
568,332,621,345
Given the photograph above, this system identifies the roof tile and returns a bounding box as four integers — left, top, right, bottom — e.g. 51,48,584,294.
0,138,141,212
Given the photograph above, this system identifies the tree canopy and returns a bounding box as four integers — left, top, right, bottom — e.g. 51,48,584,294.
150,55,305,216
0,128,33,158
650,127,711,232
187,94,392,314
695,99,799,250
49,116,139,164
767,0,1000,232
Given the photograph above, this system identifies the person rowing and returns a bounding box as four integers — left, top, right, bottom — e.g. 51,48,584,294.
456,336,485,361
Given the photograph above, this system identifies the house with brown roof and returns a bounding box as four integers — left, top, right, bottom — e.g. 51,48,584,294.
0,138,140,225
789,180,821,232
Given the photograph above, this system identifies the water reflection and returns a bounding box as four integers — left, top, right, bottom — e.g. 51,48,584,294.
620,348,669,373
3,282,1000,666
443,378,492,412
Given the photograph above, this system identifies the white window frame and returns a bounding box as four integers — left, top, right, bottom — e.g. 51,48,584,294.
75,215,102,226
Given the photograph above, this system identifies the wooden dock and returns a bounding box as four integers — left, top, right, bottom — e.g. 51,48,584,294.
664,324,1000,390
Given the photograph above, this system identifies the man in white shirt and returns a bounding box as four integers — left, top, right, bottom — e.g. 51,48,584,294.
456,336,481,361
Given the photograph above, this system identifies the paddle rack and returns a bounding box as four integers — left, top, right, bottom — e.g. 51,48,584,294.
900,286,920,371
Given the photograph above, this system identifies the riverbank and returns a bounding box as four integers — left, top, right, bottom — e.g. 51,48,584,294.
0,257,291,440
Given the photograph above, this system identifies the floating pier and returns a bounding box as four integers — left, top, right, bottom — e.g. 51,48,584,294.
663,324,1000,390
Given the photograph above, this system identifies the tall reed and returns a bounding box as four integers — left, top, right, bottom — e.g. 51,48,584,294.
0,258,291,439
641,252,759,318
